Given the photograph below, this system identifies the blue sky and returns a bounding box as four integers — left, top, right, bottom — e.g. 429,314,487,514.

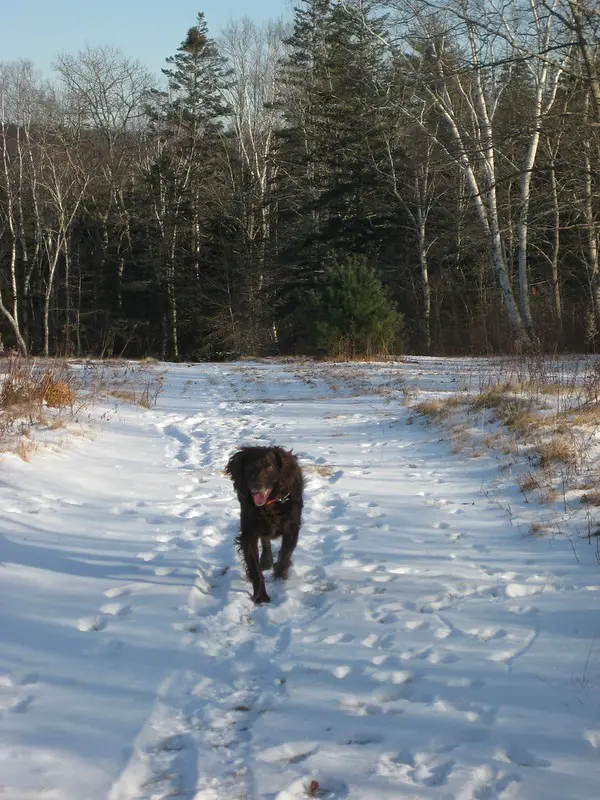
2,1,291,79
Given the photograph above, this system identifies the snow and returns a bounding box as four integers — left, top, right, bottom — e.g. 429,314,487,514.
1,357,600,799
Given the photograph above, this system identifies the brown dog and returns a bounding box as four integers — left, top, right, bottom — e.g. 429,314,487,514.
226,446,304,604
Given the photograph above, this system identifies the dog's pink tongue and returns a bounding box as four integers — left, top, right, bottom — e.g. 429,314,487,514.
253,490,271,507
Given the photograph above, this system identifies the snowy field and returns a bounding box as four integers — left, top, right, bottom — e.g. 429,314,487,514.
1,357,600,799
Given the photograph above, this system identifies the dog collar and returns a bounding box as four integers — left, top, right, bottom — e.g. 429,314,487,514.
264,492,290,507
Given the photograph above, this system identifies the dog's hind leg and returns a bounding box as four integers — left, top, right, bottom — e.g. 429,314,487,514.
260,537,274,570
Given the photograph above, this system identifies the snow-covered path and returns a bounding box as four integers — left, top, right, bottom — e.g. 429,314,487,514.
1,360,600,799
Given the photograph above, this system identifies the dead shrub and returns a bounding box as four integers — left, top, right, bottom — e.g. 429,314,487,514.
539,487,559,504
582,358,600,405
0,360,40,409
43,379,75,408
0,357,79,458
0,357,165,461
0,358,77,414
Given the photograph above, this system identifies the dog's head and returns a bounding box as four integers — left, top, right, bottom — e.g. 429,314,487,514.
226,446,287,507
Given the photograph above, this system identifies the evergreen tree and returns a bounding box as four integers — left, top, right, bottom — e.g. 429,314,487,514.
142,12,230,359
308,255,403,357
313,0,395,250
272,0,406,337
274,0,333,267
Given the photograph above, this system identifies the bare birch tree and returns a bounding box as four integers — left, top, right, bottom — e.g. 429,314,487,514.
38,123,90,356
219,18,288,348
496,1,571,332
539,1,600,336
352,0,573,344
378,115,441,352
0,60,50,354
54,45,152,323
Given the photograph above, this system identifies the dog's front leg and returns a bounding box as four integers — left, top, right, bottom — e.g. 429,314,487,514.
274,522,300,581
260,537,274,570
238,534,270,604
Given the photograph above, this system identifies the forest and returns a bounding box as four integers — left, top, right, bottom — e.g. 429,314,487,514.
0,0,599,360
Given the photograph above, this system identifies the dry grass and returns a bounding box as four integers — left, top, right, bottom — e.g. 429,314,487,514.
99,367,165,409
414,395,464,422
483,433,501,448
472,386,544,437
108,389,138,402
498,437,518,455
16,439,37,462
0,358,76,422
289,361,406,400
414,400,447,420
568,405,600,427
539,487,558,504
525,381,572,395
471,383,518,411
536,436,578,468
320,353,401,363
411,357,600,536
47,417,69,431
0,356,166,461
0,357,80,458
582,358,600,404
450,426,472,454
304,463,337,478
519,471,544,494
529,521,550,535
581,489,600,506
502,406,543,435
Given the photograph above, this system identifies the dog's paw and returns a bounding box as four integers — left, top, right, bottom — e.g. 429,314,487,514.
273,565,289,580
252,590,271,604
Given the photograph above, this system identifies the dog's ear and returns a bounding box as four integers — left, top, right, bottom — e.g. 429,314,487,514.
273,447,300,491
225,450,245,491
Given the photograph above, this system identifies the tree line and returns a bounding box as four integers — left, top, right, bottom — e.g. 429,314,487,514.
1,0,599,359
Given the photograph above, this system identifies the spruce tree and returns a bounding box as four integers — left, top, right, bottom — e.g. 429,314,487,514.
143,12,230,359
274,1,404,277
272,0,407,350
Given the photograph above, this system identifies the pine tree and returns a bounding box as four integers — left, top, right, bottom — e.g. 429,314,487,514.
273,1,403,280
308,255,403,357
314,0,394,250
143,12,231,359
274,0,333,266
